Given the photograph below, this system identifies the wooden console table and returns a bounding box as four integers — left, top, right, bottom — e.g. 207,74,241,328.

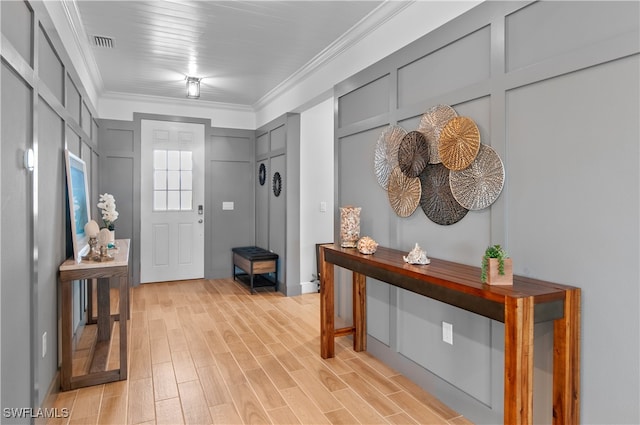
59,239,130,391
319,244,580,425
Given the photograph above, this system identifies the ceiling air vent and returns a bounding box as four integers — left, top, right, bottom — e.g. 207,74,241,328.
92,35,115,49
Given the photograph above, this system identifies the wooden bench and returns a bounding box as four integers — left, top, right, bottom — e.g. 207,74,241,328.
232,246,278,294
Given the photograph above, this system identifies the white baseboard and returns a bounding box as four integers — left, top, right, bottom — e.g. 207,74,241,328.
300,281,318,294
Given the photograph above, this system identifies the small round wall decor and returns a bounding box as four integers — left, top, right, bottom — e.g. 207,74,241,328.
272,172,282,197
258,163,266,186
374,125,406,189
398,131,429,178
438,116,481,171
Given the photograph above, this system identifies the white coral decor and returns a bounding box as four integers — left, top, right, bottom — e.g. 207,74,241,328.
403,243,430,265
97,193,119,230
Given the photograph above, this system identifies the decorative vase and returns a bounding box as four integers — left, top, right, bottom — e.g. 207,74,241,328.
108,229,115,248
340,206,361,248
486,258,513,285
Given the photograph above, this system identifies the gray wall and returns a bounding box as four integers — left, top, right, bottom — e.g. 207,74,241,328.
207,128,256,278
255,113,301,296
334,1,639,424
98,119,140,286
1,0,100,416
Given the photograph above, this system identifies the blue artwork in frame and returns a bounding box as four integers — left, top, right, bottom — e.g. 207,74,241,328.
65,149,91,262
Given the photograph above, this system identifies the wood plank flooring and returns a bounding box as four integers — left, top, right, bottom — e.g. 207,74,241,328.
46,278,473,424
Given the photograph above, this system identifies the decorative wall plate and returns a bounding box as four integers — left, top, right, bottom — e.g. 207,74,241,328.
438,116,481,171
258,163,266,186
374,125,406,189
398,131,429,178
272,171,282,197
449,144,504,210
419,163,468,225
417,105,458,164
387,167,421,218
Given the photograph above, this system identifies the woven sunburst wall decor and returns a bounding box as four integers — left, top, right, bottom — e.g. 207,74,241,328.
374,104,505,225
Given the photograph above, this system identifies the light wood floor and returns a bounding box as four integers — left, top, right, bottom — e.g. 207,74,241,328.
46,278,473,424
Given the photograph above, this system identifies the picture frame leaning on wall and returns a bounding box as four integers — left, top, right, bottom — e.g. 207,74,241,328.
64,149,92,262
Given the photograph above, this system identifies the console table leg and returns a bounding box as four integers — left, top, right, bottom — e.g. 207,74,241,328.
60,279,72,391
504,296,534,424
97,278,111,341
353,272,366,352
320,247,335,359
119,276,128,380
553,288,581,424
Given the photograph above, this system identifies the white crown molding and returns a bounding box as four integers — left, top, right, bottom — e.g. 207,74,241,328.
60,0,105,94
101,91,255,113
253,0,414,111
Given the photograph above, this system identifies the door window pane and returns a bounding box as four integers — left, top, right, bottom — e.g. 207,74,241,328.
167,170,180,190
167,150,180,170
181,151,192,170
154,191,166,210
181,170,192,190
154,171,167,190
152,149,193,211
181,191,192,210
167,191,180,210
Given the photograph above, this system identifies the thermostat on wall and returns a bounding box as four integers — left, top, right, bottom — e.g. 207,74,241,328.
222,202,234,210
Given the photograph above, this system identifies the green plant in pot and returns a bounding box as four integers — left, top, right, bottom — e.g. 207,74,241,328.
481,244,512,285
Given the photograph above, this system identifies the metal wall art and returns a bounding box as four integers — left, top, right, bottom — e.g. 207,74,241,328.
258,163,266,186
398,131,429,178
419,163,468,225
438,116,481,171
417,104,458,164
387,167,421,218
373,105,505,225
374,125,406,189
449,144,505,210
272,172,282,197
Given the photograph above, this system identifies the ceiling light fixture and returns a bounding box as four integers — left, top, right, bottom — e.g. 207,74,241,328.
186,76,201,99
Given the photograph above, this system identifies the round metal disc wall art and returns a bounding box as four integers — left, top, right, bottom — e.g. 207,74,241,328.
272,172,282,197
398,131,429,178
449,144,505,210
374,125,406,189
419,164,468,225
438,116,481,171
387,167,421,218
417,104,458,164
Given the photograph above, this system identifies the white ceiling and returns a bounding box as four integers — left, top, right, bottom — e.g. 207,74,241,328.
72,0,392,108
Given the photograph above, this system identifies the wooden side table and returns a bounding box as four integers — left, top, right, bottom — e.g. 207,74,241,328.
58,239,130,391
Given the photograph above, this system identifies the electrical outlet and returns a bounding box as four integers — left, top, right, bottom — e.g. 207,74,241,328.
42,332,47,358
442,321,453,345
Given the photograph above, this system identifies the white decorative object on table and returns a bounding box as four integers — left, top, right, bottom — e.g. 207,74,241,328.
98,193,118,248
357,236,378,255
403,243,430,265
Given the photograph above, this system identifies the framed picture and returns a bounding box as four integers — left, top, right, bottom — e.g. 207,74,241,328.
65,149,91,262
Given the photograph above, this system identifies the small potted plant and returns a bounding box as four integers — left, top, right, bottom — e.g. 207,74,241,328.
481,244,513,285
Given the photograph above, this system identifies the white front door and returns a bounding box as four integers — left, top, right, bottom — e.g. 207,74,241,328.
140,120,205,283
